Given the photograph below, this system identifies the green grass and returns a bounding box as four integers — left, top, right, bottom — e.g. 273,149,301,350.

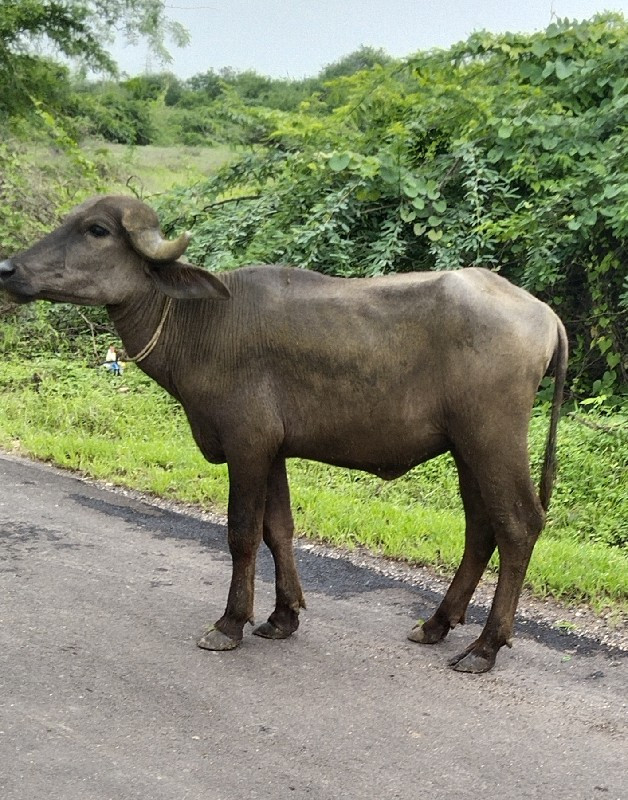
84,141,235,195
0,139,235,258
0,357,626,610
8,138,235,205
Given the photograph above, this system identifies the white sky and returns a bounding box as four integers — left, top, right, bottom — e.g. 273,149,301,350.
111,0,628,78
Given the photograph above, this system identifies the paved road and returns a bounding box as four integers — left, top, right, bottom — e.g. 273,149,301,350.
0,453,626,800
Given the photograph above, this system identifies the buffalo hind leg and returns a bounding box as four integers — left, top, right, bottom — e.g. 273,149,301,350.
254,458,306,640
197,456,269,651
409,453,496,647
448,439,545,673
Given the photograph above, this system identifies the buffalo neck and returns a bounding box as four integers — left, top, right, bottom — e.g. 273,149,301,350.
107,287,179,384
106,286,231,399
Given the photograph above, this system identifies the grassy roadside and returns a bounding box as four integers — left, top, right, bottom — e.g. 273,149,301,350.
0,357,626,612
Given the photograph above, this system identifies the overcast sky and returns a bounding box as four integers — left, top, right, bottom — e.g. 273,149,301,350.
111,0,628,78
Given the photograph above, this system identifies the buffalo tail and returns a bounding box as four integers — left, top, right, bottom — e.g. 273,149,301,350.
539,319,569,512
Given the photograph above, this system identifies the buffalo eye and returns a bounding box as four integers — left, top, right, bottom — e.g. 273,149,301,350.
87,224,110,238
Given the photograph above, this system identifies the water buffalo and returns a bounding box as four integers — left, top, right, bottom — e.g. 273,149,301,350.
0,195,568,673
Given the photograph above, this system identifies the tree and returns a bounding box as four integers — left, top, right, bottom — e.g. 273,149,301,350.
0,2,188,346
185,69,224,102
0,0,188,117
318,45,393,81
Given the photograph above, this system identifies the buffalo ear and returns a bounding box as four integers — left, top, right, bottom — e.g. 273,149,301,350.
148,262,230,300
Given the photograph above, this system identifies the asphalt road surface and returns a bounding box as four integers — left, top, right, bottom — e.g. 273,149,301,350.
0,453,626,800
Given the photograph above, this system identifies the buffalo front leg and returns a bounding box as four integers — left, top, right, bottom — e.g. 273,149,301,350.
197,458,269,651
409,453,496,647
253,458,306,641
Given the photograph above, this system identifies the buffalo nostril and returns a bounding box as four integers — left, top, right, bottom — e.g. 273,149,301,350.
0,259,16,278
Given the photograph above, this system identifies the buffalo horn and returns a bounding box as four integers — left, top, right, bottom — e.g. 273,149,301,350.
128,227,191,263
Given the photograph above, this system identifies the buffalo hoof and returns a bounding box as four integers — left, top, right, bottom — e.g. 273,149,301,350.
197,626,240,651
407,620,448,645
252,621,293,640
448,648,496,674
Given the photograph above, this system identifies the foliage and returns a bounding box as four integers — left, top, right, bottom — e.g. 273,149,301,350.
0,138,100,254
0,135,115,351
71,81,156,144
1,300,113,362
0,0,187,71
179,67,319,113
0,0,187,121
154,15,628,400
0,358,625,608
65,47,391,147
318,45,394,81
543,411,627,549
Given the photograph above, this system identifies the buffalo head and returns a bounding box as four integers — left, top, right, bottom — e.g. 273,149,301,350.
0,196,229,306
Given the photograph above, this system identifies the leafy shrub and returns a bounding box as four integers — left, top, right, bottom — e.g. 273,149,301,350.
155,14,628,401
72,86,155,145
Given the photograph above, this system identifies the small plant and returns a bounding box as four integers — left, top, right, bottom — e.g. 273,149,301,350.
554,620,577,632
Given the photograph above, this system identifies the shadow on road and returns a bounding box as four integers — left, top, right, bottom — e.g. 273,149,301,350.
70,491,626,662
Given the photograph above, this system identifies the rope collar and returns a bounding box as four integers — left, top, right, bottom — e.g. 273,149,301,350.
125,297,173,363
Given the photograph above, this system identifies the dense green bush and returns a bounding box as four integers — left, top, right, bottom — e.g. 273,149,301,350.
0,139,97,254
66,47,392,147
71,83,156,145
155,15,628,402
